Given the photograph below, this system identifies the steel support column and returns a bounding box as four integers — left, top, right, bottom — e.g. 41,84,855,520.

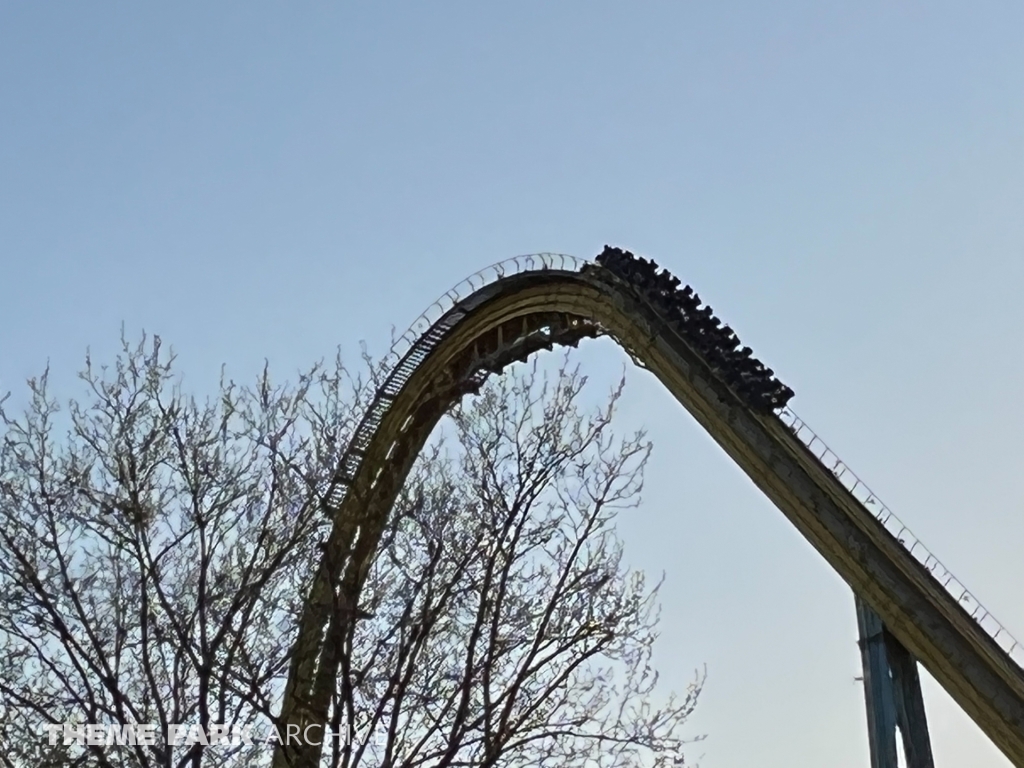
857,596,935,768
887,623,936,768
858,596,899,768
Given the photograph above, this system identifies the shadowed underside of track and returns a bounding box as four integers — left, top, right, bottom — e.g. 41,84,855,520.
273,264,1024,768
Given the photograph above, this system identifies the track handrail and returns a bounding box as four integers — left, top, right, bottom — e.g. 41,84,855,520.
379,253,584,374
327,252,1023,673
321,253,584,511
778,407,1024,669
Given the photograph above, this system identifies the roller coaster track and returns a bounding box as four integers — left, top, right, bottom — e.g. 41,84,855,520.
273,253,1024,767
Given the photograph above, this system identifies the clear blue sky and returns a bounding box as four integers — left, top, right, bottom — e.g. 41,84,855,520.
1,3,1022,765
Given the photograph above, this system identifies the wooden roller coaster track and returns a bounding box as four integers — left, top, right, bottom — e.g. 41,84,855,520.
271,252,1024,767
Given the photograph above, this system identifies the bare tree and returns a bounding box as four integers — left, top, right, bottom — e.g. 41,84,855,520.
0,338,703,768
329,357,704,768
0,334,360,768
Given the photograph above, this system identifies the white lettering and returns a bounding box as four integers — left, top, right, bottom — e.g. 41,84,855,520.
86,724,106,746
208,723,229,745
167,723,185,746
183,723,209,746
107,723,137,745
137,723,157,746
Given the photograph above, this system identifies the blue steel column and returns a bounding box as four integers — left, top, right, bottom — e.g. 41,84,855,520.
857,596,899,768
856,596,935,768
885,626,936,768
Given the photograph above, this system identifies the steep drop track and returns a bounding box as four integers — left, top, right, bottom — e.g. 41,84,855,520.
273,252,1024,767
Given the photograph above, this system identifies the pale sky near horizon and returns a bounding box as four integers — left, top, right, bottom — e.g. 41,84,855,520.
1,3,1022,766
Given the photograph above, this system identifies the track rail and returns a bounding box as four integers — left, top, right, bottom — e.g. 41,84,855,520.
778,408,1024,669
273,253,1024,767
321,253,586,511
